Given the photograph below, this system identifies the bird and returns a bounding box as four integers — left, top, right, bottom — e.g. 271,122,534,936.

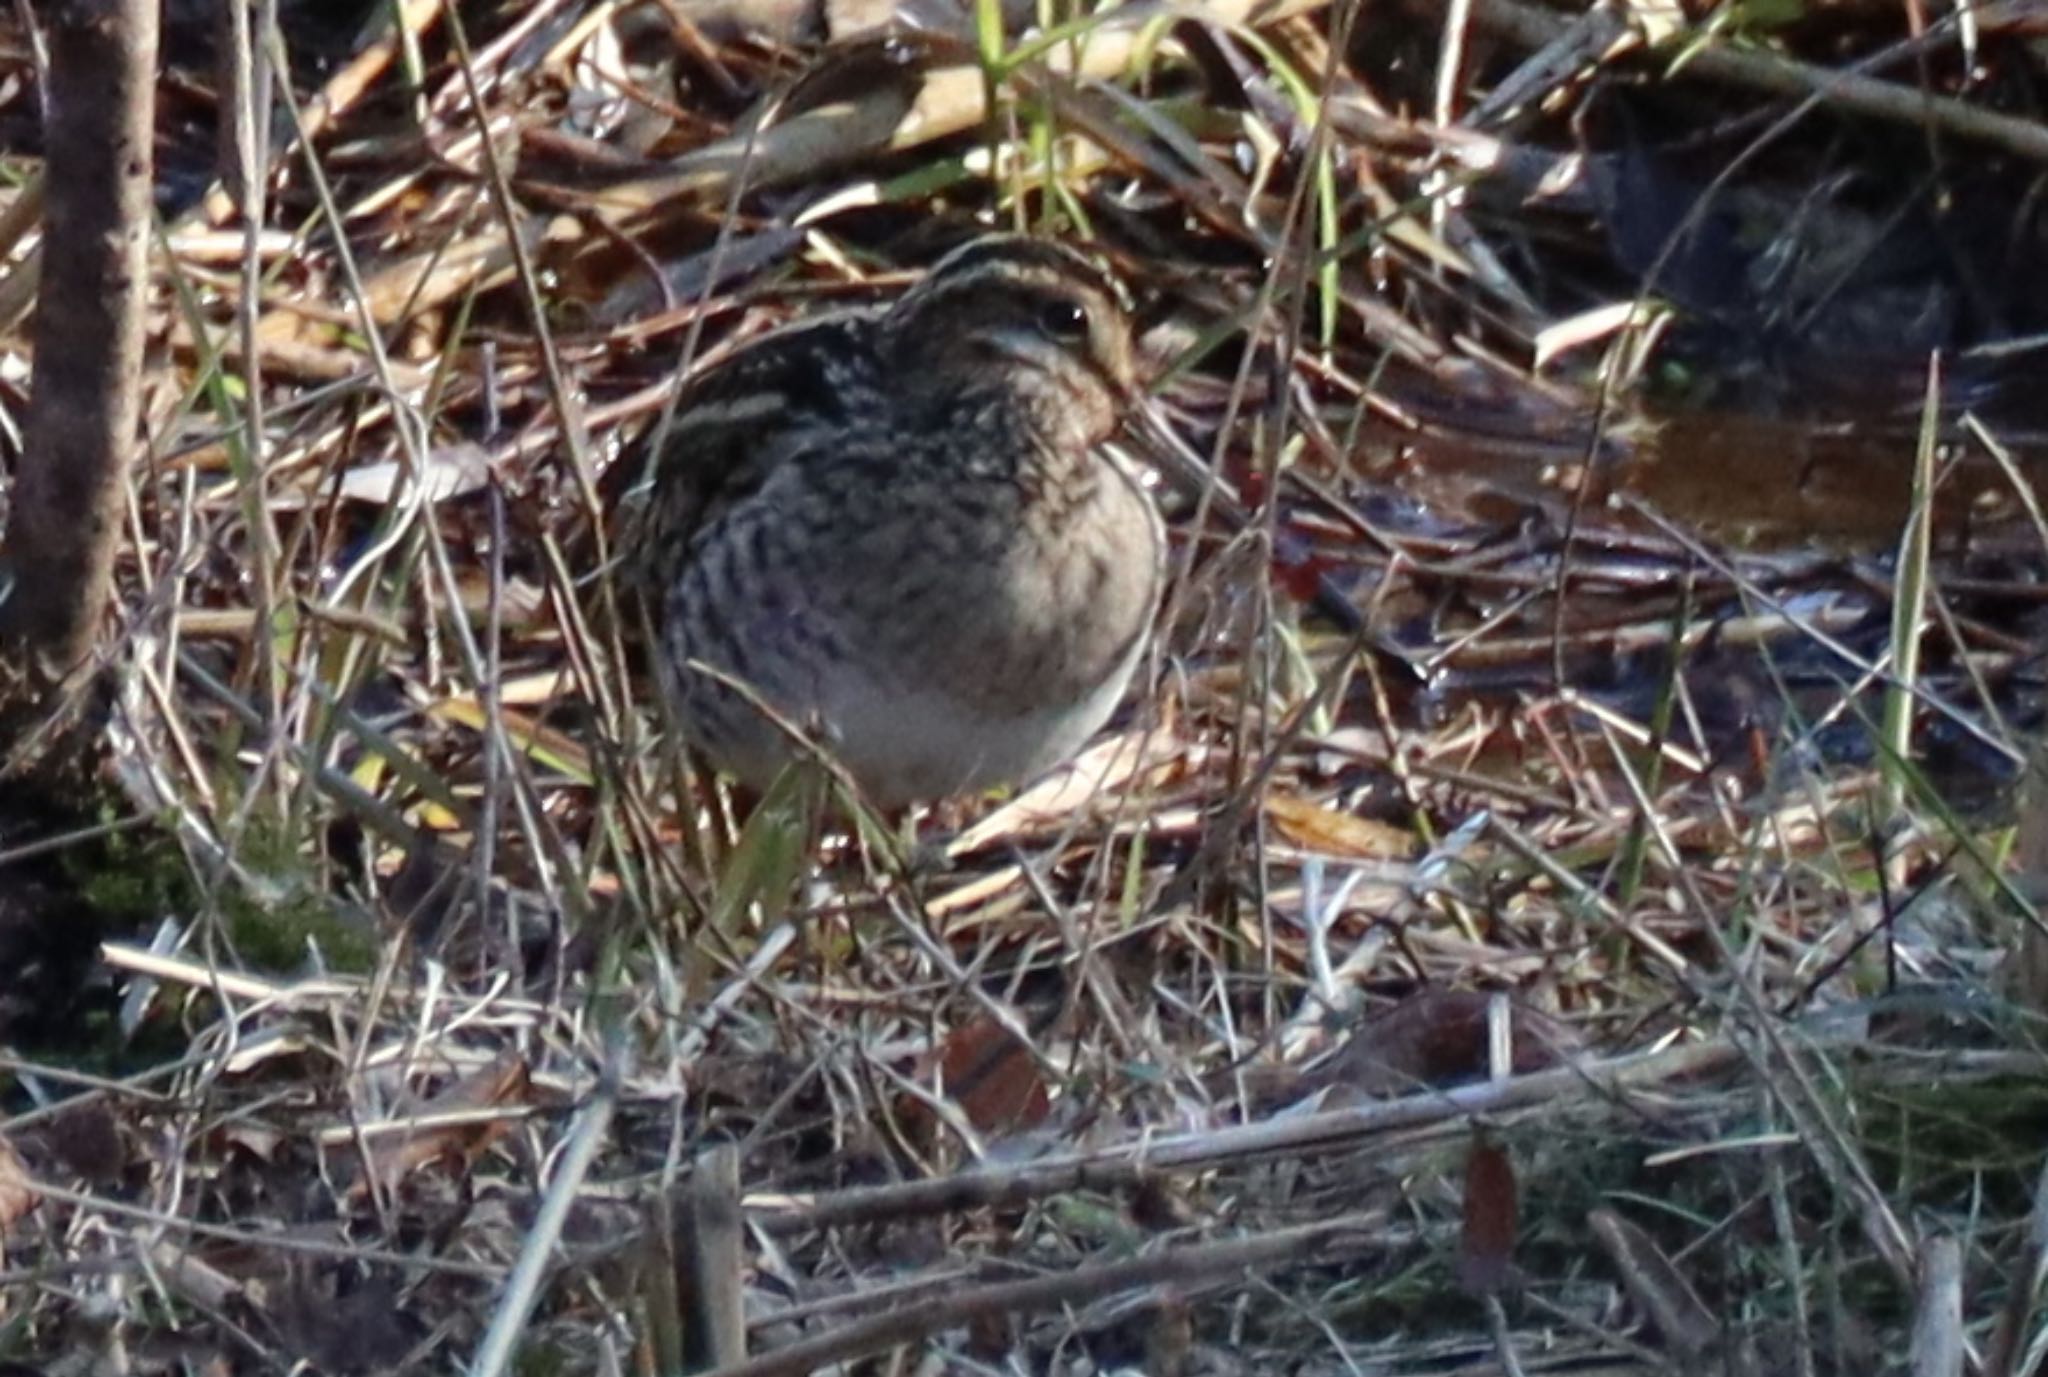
609,234,1166,809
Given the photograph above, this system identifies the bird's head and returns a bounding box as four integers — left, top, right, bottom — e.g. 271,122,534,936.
884,235,1139,449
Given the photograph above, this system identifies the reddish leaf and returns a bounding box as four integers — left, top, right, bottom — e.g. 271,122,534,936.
1458,1136,1518,1295
911,1016,1051,1137
1311,990,1581,1098
0,1135,37,1239
349,1056,531,1201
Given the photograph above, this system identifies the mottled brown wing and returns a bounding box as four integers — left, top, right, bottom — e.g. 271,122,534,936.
606,312,883,596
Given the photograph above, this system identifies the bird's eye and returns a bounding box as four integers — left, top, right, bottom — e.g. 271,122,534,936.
1038,299,1090,341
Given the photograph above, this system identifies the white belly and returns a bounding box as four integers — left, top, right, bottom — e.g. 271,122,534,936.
820,633,1146,805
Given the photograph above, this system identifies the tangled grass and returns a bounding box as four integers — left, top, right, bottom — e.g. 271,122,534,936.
2,0,2048,1371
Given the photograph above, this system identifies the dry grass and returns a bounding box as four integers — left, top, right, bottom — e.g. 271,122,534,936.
2,0,2048,1372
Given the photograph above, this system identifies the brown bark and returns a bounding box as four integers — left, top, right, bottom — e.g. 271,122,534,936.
0,0,159,672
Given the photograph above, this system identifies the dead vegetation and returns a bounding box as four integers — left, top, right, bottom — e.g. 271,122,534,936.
3,0,2048,1372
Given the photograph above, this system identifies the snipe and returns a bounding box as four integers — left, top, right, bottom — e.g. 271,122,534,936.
612,235,1165,807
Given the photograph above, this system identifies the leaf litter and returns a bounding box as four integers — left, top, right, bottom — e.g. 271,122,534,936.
3,0,2048,1371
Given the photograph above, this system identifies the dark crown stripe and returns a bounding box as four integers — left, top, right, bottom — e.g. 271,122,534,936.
912,235,1130,312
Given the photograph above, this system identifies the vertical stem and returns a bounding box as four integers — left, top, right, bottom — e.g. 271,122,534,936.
220,0,286,738
0,0,159,672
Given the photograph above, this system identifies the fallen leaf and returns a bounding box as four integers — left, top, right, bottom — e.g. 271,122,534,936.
1308,990,1583,1099
0,1134,37,1238
341,1056,532,1201
1264,792,1417,861
1458,1137,1518,1294
950,729,1166,854
906,1016,1052,1138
